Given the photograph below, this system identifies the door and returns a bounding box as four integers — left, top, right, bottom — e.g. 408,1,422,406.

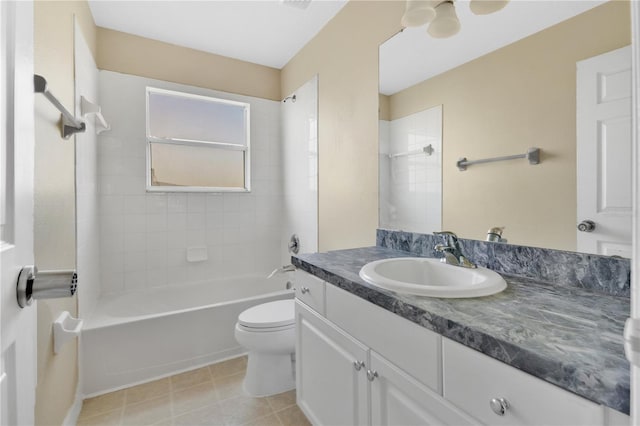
369,351,475,426
0,1,37,424
296,301,369,426
576,45,632,257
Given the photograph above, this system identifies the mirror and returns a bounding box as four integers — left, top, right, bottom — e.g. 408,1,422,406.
379,0,632,256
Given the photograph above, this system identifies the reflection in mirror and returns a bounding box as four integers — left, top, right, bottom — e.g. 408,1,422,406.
379,0,631,256
379,105,442,233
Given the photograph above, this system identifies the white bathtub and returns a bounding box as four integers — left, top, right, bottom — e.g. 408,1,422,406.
81,275,293,396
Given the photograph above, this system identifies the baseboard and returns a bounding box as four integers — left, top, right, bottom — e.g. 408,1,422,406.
62,390,83,426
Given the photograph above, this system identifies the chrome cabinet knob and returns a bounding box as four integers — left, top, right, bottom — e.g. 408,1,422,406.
490,398,509,416
577,220,596,232
300,287,310,294
366,370,379,381
353,361,365,371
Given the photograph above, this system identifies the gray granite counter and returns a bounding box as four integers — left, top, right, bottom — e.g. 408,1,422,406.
292,246,630,414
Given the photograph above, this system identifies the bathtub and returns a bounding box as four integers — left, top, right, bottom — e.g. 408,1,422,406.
81,275,292,396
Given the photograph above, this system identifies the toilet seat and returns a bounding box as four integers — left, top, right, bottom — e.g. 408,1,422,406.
238,299,295,329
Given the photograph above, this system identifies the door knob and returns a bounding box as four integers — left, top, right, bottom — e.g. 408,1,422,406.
577,220,596,232
16,266,78,308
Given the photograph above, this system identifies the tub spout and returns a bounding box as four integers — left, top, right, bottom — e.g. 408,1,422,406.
267,264,296,279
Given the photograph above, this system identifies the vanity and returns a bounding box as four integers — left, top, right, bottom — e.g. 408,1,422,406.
291,232,630,426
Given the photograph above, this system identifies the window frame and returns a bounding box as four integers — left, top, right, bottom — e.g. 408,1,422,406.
145,87,251,193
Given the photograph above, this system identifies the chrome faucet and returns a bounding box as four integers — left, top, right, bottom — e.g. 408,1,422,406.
267,264,296,279
433,231,477,269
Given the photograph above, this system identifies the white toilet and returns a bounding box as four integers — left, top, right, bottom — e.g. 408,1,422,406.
234,299,296,397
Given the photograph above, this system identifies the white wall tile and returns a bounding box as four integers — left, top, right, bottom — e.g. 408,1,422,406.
167,230,187,249
186,213,206,230
124,270,147,290
187,193,206,213
101,195,124,216
146,250,168,270
167,213,187,231
124,195,147,214
146,232,168,250
205,194,224,212
124,232,146,252
146,268,168,288
124,251,146,272
167,249,187,267
98,71,286,294
168,193,188,213
146,214,167,232
146,194,167,213
124,214,146,234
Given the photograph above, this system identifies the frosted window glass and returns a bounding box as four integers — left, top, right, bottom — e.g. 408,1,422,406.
148,90,246,144
150,143,245,188
146,87,250,192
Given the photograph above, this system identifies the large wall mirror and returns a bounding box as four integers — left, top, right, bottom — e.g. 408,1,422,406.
379,0,632,256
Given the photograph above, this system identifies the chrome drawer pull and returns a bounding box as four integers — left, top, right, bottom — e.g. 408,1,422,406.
490,398,509,416
366,370,378,381
300,287,310,294
353,361,365,371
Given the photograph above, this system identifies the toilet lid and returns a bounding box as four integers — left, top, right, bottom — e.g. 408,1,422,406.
238,299,295,329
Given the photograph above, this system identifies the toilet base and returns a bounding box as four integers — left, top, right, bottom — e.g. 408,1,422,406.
243,352,295,397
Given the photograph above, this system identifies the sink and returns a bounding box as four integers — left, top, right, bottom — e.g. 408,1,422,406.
359,257,507,298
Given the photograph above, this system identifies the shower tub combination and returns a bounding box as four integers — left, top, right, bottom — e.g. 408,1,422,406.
82,275,292,396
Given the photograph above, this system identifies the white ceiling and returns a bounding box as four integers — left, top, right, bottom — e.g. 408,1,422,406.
380,1,608,95
88,0,348,69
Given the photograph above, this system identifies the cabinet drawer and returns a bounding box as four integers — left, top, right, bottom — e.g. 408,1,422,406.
443,338,603,426
325,284,442,393
295,270,325,315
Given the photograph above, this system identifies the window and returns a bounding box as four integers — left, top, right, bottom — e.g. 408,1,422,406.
146,87,250,192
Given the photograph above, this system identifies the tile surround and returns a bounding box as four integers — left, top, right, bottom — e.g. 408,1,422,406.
379,106,442,234
98,71,284,294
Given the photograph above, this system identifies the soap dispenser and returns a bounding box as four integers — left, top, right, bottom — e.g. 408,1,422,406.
486,227,507,243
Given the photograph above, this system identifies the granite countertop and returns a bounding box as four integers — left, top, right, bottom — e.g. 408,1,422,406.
292,246,630,414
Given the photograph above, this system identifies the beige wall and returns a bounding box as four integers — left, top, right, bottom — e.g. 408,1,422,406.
34,1,96,424
97,28,281,101
281,1,403,251
379,93,391,122
388,1,630,251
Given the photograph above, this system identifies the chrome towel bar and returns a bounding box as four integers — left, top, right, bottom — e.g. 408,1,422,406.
457,147,540,171
389,144,434,159
34,74,85,139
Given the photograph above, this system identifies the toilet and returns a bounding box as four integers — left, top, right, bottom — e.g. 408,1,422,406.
234,299,296,397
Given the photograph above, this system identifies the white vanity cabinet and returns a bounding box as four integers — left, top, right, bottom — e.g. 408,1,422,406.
294,270,628,426
296,300,474,426
368,350,476,425
296,300,369,425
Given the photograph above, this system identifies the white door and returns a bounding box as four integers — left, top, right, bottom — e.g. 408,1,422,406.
0,1,37,424
576,45,632,257
295,301,369,426
369,351,475,426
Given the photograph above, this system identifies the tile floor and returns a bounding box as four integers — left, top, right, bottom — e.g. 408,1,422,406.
77,356,310,426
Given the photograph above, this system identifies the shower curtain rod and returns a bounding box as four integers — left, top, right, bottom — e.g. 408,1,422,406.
34,74,86,139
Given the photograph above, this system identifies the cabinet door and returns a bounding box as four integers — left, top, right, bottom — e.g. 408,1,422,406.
296,301,369,426
370,352,477,426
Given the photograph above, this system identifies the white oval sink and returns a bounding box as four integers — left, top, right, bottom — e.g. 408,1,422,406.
359,257,507,298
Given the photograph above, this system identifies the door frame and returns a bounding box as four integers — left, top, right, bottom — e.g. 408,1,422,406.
630,1,640,424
